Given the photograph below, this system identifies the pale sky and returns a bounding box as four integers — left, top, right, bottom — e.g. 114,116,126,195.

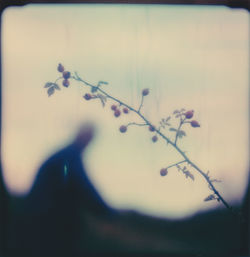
1,4,249,218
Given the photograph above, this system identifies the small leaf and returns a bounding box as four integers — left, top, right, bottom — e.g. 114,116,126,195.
169,128,177,132
177,134,183,139
47,86,55,97
184,171,194,180
180,130,186,136
163,116,171,126
177,130,186,138
159,122,165,128
204,194,216,202
53,83,60,90
100,98,105,107
211,179,222,183
44,82,53,88
173,110,179,114
97,93,107,107
166,116,171,122
175,114,181,118
91,86,98,93
98,81,108,85
189,173,195,181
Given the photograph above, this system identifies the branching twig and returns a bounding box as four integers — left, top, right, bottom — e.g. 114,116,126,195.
164,160,187,170
54,76,63,84
174,116,185,145
126,122,148,127
48,71,232,212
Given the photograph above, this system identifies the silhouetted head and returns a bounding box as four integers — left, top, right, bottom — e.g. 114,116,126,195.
73,123,95,152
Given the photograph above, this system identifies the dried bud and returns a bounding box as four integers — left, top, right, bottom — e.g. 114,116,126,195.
123,107,129,114
63,71,71,79
185,110,194,119
142,88,149,96
111,104,117,111
62,79,70,87
191,120,200,128
152,135,158,142
84,93,92,100
149,125,155,132
119,125,127,133
160,168,168,176
57,63,64,72
114,109,121,117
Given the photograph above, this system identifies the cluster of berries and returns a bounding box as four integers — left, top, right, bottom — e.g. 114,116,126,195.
184,110,200,127
148,125,158,143
142,88,159,142
118,88,150,135
57,64,71,87
110,104,129,118
109,105,129,133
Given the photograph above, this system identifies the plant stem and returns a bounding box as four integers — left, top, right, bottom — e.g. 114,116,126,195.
159,131,231,210
165,160,187,170
55,76,63,84
174,117,185,146
73,73,232,211
127,122,148,127
138,96,144,112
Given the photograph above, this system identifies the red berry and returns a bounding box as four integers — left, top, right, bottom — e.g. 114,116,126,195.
142,88,149,96
149,125,155,132
84,93,92,100
152,135,158,142
62,79,69,87
185,110,194,119
63,71,71,79
114,109,121,117
191,120,200,128
160,168,168,176
119,125,127,133
57,63,64,72
111,105,117,111
123,107,129,114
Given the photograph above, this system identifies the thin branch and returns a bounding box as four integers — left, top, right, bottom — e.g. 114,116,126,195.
72,73,232,211
127,122,148,127
156,129,231,210
165,160,187,170
138,96,144,113
174,116,186,146
54,76,63,84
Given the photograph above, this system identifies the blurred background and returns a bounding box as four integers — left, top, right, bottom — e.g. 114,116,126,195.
1,4,249,219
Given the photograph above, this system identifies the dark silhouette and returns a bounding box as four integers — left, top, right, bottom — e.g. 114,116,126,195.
2,124,249,257
22,123,115,256
0,165,9,257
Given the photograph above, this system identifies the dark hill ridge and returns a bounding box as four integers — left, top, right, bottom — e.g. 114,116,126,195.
5,193,248,257
1,124,249,257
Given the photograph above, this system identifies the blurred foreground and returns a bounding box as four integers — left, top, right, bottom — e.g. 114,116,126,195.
1,124,249,257
4,196,249,257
